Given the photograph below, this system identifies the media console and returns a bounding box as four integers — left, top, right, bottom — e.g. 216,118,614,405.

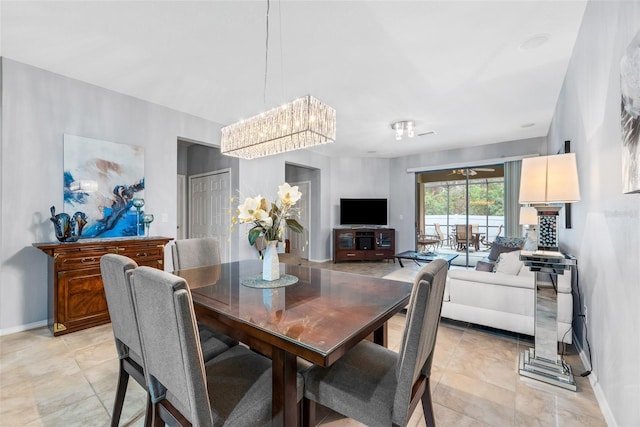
333,227,395,263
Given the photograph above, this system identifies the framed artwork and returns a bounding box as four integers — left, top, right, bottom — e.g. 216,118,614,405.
621,29,640,194
63,134,145,238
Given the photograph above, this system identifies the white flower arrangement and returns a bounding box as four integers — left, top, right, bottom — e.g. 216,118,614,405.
233,183,304,246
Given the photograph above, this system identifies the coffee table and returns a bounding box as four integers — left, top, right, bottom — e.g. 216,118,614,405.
394,250,459,268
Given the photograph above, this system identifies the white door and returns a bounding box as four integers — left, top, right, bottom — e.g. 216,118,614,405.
288,181,310,259
177,174,186,240
189,169,231,263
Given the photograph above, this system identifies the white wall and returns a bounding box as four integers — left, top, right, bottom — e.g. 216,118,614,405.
548,2,640,425
0,58,222,333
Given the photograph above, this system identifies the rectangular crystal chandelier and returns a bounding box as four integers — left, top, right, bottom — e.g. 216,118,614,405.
220,95,336,159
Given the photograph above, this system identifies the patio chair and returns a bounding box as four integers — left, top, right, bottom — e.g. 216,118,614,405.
455,224,471,251
480,224,503,247
417,234,439,252
433,223,449,248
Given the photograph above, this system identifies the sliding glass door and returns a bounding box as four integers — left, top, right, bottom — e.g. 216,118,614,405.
416,165,505,267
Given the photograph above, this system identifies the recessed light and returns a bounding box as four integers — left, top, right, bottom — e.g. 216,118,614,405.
521,123,536,128
519,34,550,51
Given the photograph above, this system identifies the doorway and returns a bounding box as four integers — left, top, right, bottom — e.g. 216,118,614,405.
189,169,231,262
177,140,239,263
285,163,320,261
416,165,505,267
287,180,310,259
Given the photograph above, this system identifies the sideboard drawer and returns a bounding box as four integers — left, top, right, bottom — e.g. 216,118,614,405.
56,250,108,270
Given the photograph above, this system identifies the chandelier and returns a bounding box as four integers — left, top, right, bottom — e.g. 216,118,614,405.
220,0,336,159
391,120,415,140
221,95,336,159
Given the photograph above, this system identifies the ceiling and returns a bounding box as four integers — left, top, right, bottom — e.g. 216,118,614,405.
0,1,587,159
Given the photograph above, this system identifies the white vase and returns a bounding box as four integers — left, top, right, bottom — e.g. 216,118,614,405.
262,240,280,281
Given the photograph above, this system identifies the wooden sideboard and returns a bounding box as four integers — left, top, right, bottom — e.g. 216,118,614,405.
34,237,172,336
333,228,395,263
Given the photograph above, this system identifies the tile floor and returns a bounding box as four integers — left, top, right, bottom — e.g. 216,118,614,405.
0,257,607,426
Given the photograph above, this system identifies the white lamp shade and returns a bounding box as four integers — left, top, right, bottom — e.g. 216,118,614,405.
519,153,581,204
519,206,538,225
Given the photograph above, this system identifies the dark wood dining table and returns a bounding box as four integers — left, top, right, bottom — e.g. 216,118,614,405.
174,260,412,427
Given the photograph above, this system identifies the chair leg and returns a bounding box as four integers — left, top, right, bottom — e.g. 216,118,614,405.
302,398,316,427
143,394,153,427
111,360,130,427
421,378,436,427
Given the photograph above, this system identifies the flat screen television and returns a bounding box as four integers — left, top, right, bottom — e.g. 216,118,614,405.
339,198,388,226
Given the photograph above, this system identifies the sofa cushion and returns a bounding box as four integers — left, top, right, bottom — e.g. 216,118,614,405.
475,261,495,272
448,269,534,290
487,243,520,261
495,251,523,275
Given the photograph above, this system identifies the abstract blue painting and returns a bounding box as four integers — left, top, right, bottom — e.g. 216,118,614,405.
63,134,145,238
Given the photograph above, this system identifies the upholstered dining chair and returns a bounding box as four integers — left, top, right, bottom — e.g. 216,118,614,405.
172,237,221,271
129,266,303,426
302,259,449,427
100,254,237,427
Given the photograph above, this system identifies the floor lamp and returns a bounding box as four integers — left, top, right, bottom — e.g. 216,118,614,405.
518,153,580,390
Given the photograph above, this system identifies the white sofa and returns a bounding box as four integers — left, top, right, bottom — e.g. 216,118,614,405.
383,250,573,344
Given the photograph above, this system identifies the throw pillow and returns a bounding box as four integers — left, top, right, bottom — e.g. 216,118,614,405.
488,243,520,261
495,250,523,275
475,261,495,272
494,236,525,248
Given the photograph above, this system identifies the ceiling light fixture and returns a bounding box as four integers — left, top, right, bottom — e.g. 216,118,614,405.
220,1,336,159
391,120,415,140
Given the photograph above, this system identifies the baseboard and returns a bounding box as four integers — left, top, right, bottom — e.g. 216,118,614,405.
0,319,48,336
574,333,617,426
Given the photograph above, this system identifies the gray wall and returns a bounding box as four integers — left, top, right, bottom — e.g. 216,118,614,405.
0,58,222,333
548,2,640,424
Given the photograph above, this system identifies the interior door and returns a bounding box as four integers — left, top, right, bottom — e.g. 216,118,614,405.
189,169,231,263
288,181,310,259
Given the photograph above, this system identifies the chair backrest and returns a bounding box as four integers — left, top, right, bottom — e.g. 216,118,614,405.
100,254,142,361
455,224,468,239
172,237,221,271
434,223,444,240
130,266,214,426
393,259,448,426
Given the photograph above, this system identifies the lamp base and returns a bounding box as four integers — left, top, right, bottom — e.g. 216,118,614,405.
534,205,562,251
519,348,577,391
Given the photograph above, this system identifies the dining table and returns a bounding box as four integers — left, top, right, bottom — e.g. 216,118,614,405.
174,260,412,427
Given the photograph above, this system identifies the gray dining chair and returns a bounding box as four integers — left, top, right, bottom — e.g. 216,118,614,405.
302,259,449,427
172,237,221,271
100,254,237,427
129,266,303,426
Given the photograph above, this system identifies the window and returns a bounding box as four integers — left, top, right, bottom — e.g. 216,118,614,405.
417,165,505,266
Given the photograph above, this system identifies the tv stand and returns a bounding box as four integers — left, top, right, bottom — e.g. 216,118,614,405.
333,227,395,263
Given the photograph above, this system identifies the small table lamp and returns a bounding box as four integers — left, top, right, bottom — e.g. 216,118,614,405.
519,206,538,247
519,153,581,251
